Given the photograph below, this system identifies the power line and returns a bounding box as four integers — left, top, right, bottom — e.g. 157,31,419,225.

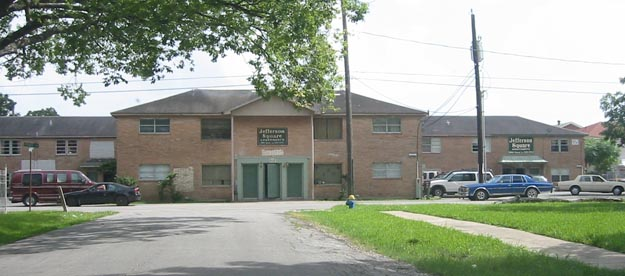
354,70,617,84
6,84,252,96
0,75,250,88
355,77,609,95
358,31,625,66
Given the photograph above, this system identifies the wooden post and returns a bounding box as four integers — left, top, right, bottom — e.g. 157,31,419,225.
58,186,68,212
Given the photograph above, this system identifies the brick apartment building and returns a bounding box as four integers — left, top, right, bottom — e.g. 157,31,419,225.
421,116,587,182
0,117,116,182
111,89,428,201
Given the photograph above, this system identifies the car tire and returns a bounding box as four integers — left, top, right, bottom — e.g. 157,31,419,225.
22,195,37,207
468,196,477,201
570,186,581,196
525,188,539,198
431,187,445,197
474,190,489,201
613,187,623,196
116,196,129,206
66,197,79,207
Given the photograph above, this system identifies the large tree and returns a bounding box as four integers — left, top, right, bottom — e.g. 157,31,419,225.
584,138,620,174
0,93,16,116
600,92,625,144
1,0,367,107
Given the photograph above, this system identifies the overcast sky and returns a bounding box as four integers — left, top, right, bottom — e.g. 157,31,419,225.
3,0,624,127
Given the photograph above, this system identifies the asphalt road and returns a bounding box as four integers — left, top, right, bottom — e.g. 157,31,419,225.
0,201,429,276
0,192,621,276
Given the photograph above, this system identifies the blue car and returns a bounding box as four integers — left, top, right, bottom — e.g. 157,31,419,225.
458,174,553,201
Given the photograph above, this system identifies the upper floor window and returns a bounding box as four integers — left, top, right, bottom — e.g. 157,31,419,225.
56,139,77,155
314,118,342,139
140,118,170,133
201,119,231,139
372,117,401,133
472,138,492,152
1,140,20,155
422,137,441,153
372,162,401,179
551,139,568,152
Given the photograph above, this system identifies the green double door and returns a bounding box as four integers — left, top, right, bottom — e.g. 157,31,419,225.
241,163,303,200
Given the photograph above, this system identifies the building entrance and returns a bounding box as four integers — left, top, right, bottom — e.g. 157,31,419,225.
237,157,309,201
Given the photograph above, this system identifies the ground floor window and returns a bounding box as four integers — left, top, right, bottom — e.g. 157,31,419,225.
139,164,170,181
372,162,401,179
551,168,570,182
314,164,342,184
202,165,231,185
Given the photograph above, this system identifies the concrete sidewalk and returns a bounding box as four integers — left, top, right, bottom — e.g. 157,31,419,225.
384,211,625,271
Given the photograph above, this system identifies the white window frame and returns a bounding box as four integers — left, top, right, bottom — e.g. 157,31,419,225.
472,137,492,153
422,137,441,153
372,117,401,134
551,138,569,152
372,162,401,179
0,139,20,155
140,118,170,134
139,164,170,181
56,139,78,155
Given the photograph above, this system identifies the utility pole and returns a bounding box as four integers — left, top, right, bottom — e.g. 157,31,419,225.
471,11,485,183
341,0,355,196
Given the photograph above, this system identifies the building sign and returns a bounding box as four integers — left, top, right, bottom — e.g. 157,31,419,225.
508,137,533,153
258,128,288,145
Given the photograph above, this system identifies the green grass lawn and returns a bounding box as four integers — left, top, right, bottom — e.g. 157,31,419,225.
295,202,625,276
0,211,114,245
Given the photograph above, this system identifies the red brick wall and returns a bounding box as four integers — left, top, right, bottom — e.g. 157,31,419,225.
116,116,232,201
314,116,421,199
421,136,585,179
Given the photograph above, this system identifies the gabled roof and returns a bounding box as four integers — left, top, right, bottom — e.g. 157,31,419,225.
423,116,586,137
316,91,427,115
0,117,116,138
111,89,427,116
578,122,605,138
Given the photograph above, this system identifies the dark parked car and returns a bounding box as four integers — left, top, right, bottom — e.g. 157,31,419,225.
64,182,141,206
458,174,553,201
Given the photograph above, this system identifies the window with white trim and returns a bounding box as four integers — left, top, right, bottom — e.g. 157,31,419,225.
472,138,492,152
372,117,401,133
550,168,570,182
422,137,441,153
0,140,20,155
202,165,231,185
56,139,77,155
140,118,170,133
551,139,569,152
139,164,170,181
372,163,401,179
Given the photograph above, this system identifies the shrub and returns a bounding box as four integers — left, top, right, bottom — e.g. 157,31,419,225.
158,173,183,202
114,176,137,186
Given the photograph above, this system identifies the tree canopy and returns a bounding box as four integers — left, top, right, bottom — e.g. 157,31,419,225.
25,107,59,116
600,92,625,144
0,93,16,116
584,138,620,174
1,0,367,107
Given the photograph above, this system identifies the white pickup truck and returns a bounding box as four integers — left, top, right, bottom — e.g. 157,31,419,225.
428,171,493,197
555,175,624,195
